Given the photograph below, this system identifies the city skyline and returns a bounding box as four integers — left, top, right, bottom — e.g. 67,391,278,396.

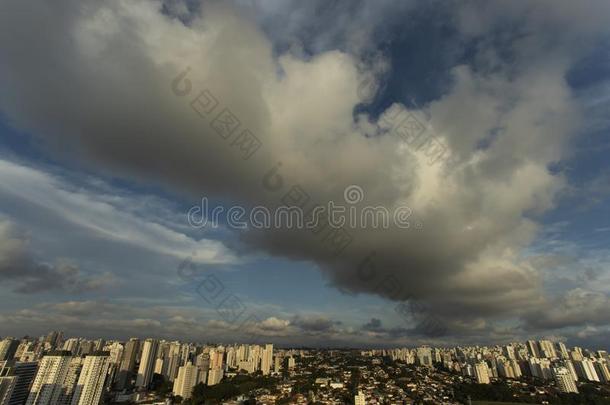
4,331,610,353
1,0,610,352
5,330,610,353
2,332,610,403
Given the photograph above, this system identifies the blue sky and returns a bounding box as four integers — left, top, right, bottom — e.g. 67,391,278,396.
1,0,610,349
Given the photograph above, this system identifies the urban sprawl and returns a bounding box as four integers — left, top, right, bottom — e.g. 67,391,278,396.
0,332,609,404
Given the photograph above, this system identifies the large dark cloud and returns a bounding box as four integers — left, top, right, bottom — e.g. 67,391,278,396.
522,289,610,331
291,315,340,333
362,318,383,332
0,0,609,340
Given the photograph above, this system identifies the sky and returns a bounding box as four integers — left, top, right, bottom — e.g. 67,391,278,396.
0,0,610,349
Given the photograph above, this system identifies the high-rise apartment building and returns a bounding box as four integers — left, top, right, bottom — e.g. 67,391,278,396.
236,345,247,363
153,359,164,376
165,343,182,382
77,342,94,358
354,391,366,405
503,345,516,360
553,367,578,393
44,332,64,350
62,339,80,355
574,359,600,382
92,341,105,353
14,343,30,362
70,352,110,405
273,355,282,374
556,342,569,359
115,338,139,390
207,368,223,386
416,346,433,367
497,359,515,379
135,340,158,389
474,362,491,384
26,351,73,405
594,361,610,383
248,346,261,372
540,359,553,379
58,357,84,405
172,362,199,399
195,353,210,372
0,361,38,405
261,344,273,376
526,341,541,358
106,343,123,366
571,347,584,362
0,340,19,362
238,360,254,374
225,348,236,370
539,340,557,359
209,349,223,371
0,375,17,405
